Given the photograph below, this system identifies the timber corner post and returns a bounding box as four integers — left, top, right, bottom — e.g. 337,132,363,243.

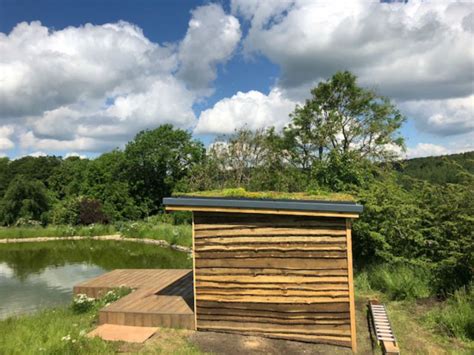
164,195,363,352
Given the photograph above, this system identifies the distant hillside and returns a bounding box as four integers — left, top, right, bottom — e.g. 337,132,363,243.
397,151,474,184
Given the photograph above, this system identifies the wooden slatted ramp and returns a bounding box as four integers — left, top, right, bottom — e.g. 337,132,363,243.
369,300,400,354
74,269,194,330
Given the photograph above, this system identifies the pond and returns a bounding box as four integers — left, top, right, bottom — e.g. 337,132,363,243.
0,240,192,319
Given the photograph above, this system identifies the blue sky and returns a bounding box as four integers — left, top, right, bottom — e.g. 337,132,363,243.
0,0,472,159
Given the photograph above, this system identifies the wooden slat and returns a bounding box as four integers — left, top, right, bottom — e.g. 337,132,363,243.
196,281,348,291
197,316,350,326
196,244,347,251
195,250,346,259
196,294,350,303
195,227,346,237
197,307,350,319
195,267,348,276
197,289,348,297
196,257,348,269
197,321,350,335
346,219,357,353
168,206,359,218
195,275,348,284
195,236,347,244
196,301,350,313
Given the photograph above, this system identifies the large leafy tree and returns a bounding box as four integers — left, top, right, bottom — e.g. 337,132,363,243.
285,71,405,172
0,176,50,225
125,124,204,215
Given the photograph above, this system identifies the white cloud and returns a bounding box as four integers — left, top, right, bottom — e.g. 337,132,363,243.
233,0,473,101
0,3,241,155
406,143,450,159
401,95,474,136
406,131,474,159
0,125,15,151
195,88,297,134
64,152,87,159
178,4,241,93
231,0,474,138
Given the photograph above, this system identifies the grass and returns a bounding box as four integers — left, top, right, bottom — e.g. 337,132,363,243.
0,219,193,247
0,304,117,354
173,187,355,202
118,218,192,247
424,284,474,341
0,224,116,239
356,263,432,300
355,266,474,353
0,288,205,355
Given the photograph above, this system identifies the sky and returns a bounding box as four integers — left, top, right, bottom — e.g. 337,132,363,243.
0,0,473,160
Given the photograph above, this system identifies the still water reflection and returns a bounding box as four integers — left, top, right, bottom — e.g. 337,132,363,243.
0,240,191,319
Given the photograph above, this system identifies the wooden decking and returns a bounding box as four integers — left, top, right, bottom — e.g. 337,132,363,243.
74,269,195,329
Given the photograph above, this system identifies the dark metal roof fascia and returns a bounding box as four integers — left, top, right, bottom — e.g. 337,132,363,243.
163,197,363,214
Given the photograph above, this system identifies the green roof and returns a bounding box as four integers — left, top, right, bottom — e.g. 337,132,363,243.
172,188,355,202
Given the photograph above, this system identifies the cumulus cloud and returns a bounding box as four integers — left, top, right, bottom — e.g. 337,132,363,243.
0,126,15,151
178,4,241,93
195,88,297,134
401,95,474,136
233,0,473,100
0,3,241,154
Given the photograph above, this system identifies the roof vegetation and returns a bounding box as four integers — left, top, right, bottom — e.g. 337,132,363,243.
173,188,355,202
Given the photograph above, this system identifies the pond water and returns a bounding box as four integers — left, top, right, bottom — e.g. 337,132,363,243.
0,240,191,319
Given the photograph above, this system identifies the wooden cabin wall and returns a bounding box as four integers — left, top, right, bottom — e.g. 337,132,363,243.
193,212,355,348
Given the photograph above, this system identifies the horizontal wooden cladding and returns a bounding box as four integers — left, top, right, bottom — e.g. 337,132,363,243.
198,320,350,334
196,275,348,284
195,268,348,277
196,301,350,313
194,212,346,224
196,295,350,304
197,308,350,321
196,257,348,269
197,282,348,292
195,243,346,252
169,206,358,218
193,212,353,347
195,236,347,245
196,250,346,259
198,314,349,325
195,227,346,238
195,328,352,348
198,289,348,298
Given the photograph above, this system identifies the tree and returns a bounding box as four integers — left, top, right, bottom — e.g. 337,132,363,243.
285,71,405,173
0,176,50,225
125,124,204,215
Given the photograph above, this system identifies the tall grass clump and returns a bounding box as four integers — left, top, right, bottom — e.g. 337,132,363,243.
425,284,474,341
366,263,432,300
118,215,192,247
0,224,116,239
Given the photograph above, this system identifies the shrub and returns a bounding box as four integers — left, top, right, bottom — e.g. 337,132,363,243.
71,294,95,314
78,198,109,225
366,263,432,300
425,284,474,341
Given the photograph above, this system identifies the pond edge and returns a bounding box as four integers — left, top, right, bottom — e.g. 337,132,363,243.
0,235,192,254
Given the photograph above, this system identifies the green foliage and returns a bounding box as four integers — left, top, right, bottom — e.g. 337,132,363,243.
364,263,432,300
71,294,95,314
0,307,117,354
425,284,474,341
125,124,205,215
175,187,355,201
0,176,50,226
118,216,192,247
398,151,474,185
284,71,405,172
